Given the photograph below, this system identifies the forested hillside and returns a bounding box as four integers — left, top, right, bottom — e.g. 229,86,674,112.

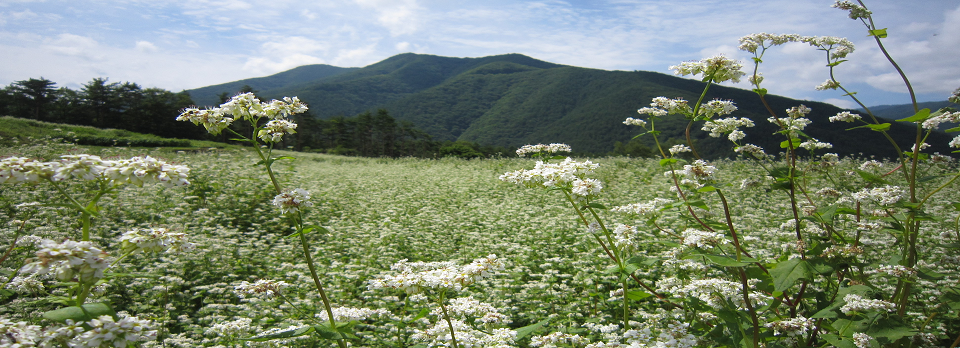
190,53,954,158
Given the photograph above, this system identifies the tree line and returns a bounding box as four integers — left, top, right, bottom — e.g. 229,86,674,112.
1,77,508,158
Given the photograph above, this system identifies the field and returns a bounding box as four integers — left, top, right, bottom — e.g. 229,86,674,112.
2,136,958,347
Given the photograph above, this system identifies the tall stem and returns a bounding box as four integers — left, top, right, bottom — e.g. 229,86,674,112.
438,291,461,348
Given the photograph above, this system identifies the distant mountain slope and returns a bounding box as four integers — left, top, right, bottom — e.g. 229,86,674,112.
185,53,954,157
863,101,953,120
188,64,358,107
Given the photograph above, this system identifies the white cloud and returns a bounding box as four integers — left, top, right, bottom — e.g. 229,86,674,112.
352,0,422,36
135,40,158,52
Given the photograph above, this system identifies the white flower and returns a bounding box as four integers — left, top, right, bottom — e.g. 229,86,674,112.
669,144,691,155
257,119,298,143
75,315,157,348
272,188,313,214
368,254,504,294
738,33,802,54
816,79,841,91
832,0,872,19
516,143,572,157
799,139,833,150
670,55,746,83
829,111,862,123
21,239,110,284
699,99,738,118
235,279,291,299
571,178,603,197
852,185,903,205
623,117,648,127
841,294,895,314
120,227,195,254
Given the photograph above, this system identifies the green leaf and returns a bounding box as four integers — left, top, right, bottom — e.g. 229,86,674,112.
686,200,709,210
515,319,550,340
659,158,678,167
869,28,888,38
313,323,357,340
625,290,653,301
855,169,889,185
868,123,891,132
689,254,757,267
697,185,717,193
770,258,813,292
779,138,802,149
273,156,296,161
826,59,849,67
584,203,608,210
43,303,116,323
242,326,315,341
896,108,930,122
821,334,857,348
753,88,767,97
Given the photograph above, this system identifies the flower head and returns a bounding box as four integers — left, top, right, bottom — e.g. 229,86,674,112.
738,33,802,54
832,0,872,19
670,55,746,83
257,119,298,143
21,239,110,284
516,143,572,157
120,227,195,254
272,188,313,214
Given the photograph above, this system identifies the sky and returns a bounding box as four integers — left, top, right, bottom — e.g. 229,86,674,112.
1,0,958,109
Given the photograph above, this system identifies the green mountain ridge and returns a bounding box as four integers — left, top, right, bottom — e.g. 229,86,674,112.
186,53,954,158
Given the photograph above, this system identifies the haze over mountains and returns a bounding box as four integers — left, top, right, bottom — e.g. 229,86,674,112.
186,53,953,158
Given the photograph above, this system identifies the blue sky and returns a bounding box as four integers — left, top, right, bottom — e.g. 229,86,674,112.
1,0,958,109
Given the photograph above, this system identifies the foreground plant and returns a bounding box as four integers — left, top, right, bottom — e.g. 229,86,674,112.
502,1,960,347
178,92,356,347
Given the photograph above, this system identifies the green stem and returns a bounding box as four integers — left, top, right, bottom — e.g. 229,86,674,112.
438,291,461,348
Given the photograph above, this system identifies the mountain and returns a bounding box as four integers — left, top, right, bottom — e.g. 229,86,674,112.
185,53,954,158
188,64,358,107
863,101,954,120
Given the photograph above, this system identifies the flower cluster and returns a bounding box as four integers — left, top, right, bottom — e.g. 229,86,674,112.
680,228,728,249
530,332,587,347
764,316,815,337
921,110,959,130
499,157,600,196
699,99,738,119
367,254,504,294
316,307,393,322
866,264,917,279
431,296,511,325
832,0,872,20
21,239,110,284
177,93,307,139
816,79,842,91
829,111,862,123
669,55,746,83
73,315,156,348
701,117,755,142
738,33,855,61
611,198,673,217
637,97,692,117
1,315,154,348
852,185,904,206
257,119,298,143
610,223,641,250
769,105,813,136
656,277,768,310
738,33,802,54
411,318,516,348
950,87,960,104
0,155,190,187
799,139,833,151
516,143,572,157
272,188,313,214
840,294,896,314
235,279,291,299
119,227,194,254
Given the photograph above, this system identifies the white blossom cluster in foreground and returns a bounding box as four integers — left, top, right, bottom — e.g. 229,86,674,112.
0,154,189,187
